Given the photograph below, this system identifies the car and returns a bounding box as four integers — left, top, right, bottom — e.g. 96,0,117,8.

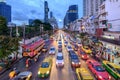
58,41,62,45
49,47,56,55
38,57,52,78
76,67,94,80
68,50,76,57
82,46,92,54
12,71,32,80
70,54,81,68
56,52,64,67
72,44,78,51
102,60,120,80
79,50,89,60
67,46,73,51
77,42,82,47
86,60,111,80
64,41,68,46
42,45,48,52
58,45,62,52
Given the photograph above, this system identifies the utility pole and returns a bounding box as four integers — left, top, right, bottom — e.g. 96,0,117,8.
23,23,26,45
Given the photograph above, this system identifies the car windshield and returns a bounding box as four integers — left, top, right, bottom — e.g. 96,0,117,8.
41,62,49,68
58,45,62,48
50,48,55,50
71,55,78,59
58,42,62,44
65,42,68,44
80,51,85,54
57,56,63,60
116,68,120,74
68,46,72,49
94,65,105,72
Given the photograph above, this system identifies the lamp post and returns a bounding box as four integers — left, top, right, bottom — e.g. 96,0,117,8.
22,23,26,45
7,22,16,37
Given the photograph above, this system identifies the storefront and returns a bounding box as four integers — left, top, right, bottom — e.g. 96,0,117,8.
101,41,120,65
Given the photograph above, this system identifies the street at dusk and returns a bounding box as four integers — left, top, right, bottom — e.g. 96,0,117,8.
0,0,120,80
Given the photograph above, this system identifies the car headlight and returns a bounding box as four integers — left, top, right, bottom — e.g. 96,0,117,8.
38,71,40,74
72,62,75,64
78,62,81,64
46,71,49,74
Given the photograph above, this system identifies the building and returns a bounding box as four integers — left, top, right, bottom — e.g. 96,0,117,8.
50,11,53,19
28,19,34,25
49,12,58,29
63,5,78,29
0,1,11,23
67,5,78,23
82,0,105,35
44,1,49,23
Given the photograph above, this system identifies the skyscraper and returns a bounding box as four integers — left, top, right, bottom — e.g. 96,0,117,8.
44,1,49,23
0,1,11,23
68,5,78,23
50,11,53,18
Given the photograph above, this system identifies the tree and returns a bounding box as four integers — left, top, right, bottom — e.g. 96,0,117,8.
0,36,20,59
0,16,9,35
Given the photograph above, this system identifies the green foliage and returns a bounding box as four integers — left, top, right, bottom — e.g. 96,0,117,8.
43,23,53,31
0,16,9,35
0,36,20,59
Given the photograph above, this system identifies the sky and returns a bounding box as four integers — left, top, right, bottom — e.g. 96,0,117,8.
6,0,83,28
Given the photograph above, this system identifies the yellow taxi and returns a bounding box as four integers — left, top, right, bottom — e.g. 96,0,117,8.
82,46,92,54
38,57,52,78
102,60,120,80
76,67,94,80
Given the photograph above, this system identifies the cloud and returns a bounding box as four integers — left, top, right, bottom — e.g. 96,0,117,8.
6,0,83,27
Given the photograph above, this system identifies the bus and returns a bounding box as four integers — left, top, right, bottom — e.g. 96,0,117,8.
22,38,45,58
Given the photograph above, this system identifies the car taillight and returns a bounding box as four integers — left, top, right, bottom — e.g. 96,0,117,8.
98,75,102,79
109,75,111,79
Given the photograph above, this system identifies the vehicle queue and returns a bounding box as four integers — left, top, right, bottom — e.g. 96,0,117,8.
8,31,120,80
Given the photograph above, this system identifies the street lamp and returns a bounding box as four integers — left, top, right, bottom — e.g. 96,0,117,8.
22,23,26,45
7,22,16,37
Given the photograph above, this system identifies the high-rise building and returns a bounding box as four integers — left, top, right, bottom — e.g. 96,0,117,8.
63,5,78,28
44,1,49,23
68,5,78,23
83,0,105,17
50,11,53,19
0,1,11,23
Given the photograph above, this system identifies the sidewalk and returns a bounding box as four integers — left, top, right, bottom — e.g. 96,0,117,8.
0,57,23,75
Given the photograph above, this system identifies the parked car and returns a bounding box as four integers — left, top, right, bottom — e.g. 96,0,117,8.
86,59,111,80
38,57,52,78
76,67,94,80
102,60,120,80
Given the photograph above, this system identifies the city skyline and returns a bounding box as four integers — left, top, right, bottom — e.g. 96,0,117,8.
6,0,83,27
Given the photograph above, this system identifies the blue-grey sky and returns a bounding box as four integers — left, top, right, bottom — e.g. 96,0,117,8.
6,0,83,27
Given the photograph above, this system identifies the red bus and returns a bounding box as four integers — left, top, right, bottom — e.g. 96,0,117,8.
22,38,45,58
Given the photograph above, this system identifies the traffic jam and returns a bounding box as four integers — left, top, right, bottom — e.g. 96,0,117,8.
8,30,120,80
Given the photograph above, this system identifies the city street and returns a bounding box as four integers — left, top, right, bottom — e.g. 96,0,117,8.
0,31,117,80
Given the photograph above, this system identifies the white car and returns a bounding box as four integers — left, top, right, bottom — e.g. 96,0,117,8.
58,41,62,45
49,47,56,55
56,52,64,67
77,42,82,47
67,46,73,51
